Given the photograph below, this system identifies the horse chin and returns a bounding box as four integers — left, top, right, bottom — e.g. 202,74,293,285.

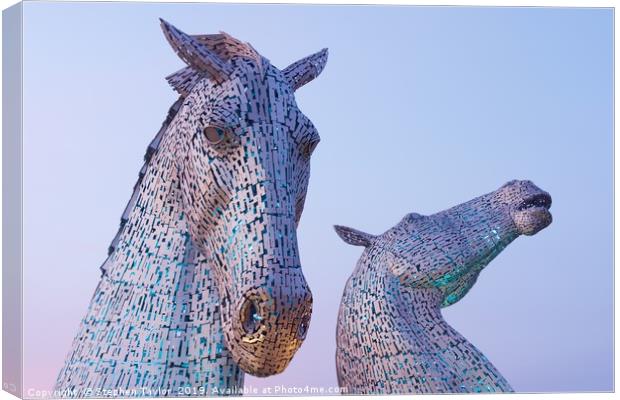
231,344,298,377
512,207,553,236
236,356,292,377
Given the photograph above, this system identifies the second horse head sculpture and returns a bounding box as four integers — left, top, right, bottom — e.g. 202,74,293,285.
335,180,552,394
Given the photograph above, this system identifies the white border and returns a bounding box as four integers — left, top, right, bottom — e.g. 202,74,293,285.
0,1,615,400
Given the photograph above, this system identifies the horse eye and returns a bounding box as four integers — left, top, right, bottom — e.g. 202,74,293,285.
301,137,320,158
203,126,228,145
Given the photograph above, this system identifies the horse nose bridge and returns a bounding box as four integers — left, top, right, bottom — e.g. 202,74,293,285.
265,283,313,325
261,181,297,214
521,179,542,194
258,212,301,261
260,258,312,299
250,130,300,209
263,253,304,279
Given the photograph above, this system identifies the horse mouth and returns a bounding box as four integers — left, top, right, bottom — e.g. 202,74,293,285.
512,191,553,236
517,193,552,211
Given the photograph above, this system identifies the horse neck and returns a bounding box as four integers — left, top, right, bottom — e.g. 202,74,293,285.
107,126,245,389
337,247,512,393
384,277,512,392
105,123,188,286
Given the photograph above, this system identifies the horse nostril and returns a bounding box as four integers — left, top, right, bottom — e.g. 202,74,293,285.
240,298,263,334
297,313,311,340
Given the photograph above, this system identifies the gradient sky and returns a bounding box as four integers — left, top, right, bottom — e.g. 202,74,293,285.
20,2,612,395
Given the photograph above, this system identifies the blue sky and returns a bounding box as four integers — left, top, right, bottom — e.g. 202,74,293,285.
21,2,612,393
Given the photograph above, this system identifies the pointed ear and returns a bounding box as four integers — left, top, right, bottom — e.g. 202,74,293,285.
334,225,375,247
160,19,232,84
282,48,328,91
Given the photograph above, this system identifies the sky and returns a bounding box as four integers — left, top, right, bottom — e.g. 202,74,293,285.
20,2,612,395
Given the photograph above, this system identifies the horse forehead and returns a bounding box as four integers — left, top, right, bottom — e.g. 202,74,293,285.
391,216,456,254
235,62,293,96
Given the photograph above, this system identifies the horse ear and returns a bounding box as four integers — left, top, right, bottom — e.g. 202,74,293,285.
160,19,233,84
334,225,375,247
282,48,328,91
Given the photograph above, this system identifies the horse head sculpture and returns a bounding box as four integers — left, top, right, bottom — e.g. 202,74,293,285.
334,180,552,393
56,21,328,395
160,20,327,376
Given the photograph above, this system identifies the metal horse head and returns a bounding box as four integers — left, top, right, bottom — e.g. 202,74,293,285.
160,20,328,376
333,180,553,394
335,180,553,307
